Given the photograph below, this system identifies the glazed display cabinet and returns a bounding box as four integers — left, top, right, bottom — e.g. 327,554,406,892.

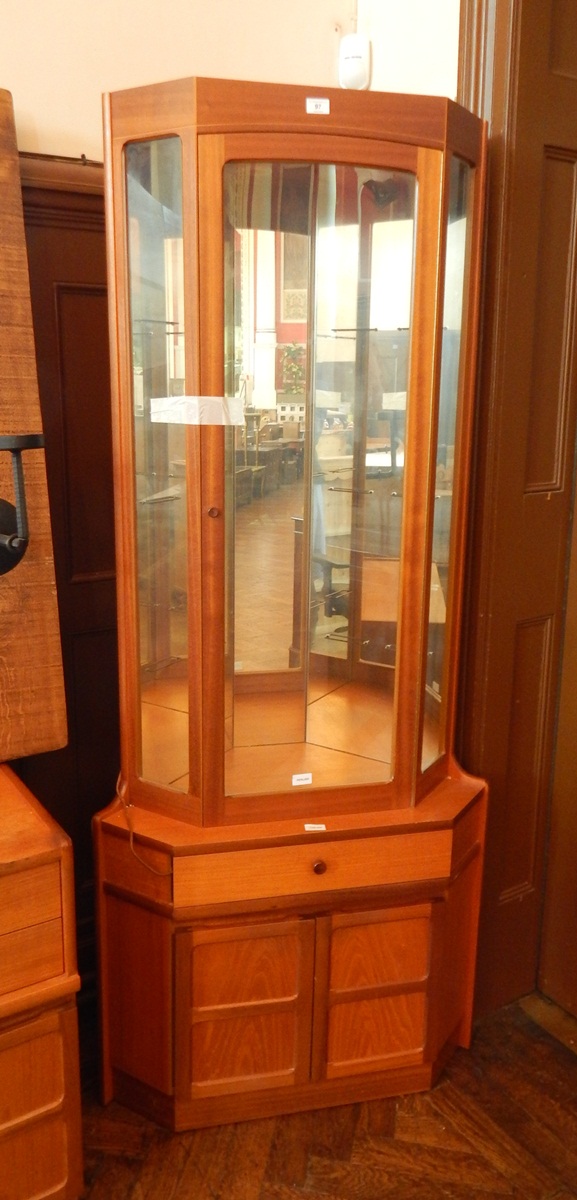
94,77,487,1129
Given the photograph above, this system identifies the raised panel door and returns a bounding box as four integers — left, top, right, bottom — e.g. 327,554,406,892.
176,917,315,1099
322,905,431,1079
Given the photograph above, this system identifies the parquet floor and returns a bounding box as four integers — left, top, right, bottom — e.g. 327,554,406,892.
81,997,577,1199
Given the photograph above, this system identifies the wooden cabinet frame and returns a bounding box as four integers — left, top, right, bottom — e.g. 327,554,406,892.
95,77,487,1129
95,774,486,1128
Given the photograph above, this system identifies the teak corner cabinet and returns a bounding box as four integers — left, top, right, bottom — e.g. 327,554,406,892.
94,77,488,1130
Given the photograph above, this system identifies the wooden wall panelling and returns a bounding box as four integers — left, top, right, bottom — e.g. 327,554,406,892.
14,152,119,1079
538,1,577,1017
457,0,577,1010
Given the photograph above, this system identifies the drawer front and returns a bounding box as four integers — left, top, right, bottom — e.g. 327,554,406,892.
0,1119,68,1200
0,1011,78,1200
0,862,61,936
0,919,64,996
173,829,452,907
0,1011,64,1129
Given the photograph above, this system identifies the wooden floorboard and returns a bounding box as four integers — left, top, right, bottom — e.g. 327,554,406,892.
81,998,577,1198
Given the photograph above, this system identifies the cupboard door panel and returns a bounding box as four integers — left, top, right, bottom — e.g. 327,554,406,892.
177,918,315,1099
329,905,431,990
327,992,427,1077
324,905,431,1078
191,1011,300,1096
192,926,308,1006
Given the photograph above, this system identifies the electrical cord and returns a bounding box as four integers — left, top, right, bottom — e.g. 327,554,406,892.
116,773,173,877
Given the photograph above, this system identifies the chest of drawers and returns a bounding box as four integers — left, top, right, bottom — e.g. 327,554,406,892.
0,766,82,1199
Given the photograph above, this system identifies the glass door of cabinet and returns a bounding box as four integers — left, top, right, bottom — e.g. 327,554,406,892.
222,155,417,799
111,82,485,822
124,136,189,791
421,155,475,772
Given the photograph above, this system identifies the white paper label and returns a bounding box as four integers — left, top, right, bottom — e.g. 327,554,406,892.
304,823,327,832
381,390,407,412
292,772,313,786
150,395,245,426
306,97,330,115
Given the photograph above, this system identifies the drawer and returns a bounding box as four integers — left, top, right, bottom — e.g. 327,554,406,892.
0,862,61,936
173,829,453,907
0,1011,64,1130
0,1012,75,1200
0,920,64,996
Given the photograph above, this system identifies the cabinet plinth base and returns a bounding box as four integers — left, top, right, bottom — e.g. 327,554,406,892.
112,1048,460,1132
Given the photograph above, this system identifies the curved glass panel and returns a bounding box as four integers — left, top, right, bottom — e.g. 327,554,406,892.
223,160,416,797
125,137,189,790
422,156,471,770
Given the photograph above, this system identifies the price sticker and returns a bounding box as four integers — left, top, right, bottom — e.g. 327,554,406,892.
306,98,330,116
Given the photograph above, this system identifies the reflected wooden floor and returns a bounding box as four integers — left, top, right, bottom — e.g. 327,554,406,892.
141,462,451,793
140,673,443,795
81,997,577,1198
226,681,394,794
234,478,302,674
141,477,445,791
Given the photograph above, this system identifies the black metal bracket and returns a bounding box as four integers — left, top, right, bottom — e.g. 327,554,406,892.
0,434,45,576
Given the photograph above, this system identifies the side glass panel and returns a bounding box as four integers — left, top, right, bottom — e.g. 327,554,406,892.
223,161,416,797
125,137,189,789
422,156,471,770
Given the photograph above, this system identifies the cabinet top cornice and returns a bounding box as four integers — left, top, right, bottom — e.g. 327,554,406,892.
105,75,484,164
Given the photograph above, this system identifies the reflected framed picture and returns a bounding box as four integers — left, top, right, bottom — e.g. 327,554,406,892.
281,231,308,323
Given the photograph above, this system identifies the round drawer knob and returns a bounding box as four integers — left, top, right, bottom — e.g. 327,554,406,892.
207,506,221,518
312,860,327,875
